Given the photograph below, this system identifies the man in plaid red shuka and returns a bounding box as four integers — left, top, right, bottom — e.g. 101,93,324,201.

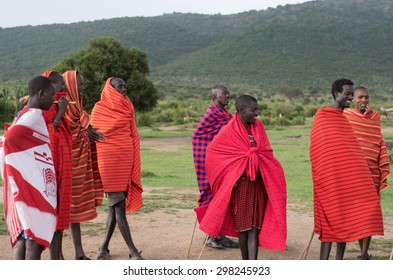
192,85,239,249
199,95,287,260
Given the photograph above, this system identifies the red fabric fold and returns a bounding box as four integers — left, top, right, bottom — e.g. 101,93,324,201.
198,113,287,251
62,70,103,223
310,107,384,242
91,77,143,213
41,68,72,230
343,108,390,193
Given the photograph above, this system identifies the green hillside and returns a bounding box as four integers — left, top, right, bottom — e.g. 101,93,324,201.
1,0,393,97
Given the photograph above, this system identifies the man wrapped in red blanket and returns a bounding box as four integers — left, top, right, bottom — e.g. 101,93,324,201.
41,70,72,260
343,86,389,260
310,79,384,260
199,95,287,259
91,77,143,260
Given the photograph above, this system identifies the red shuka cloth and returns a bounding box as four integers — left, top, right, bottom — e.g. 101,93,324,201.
41,70,72,230
310,108,384,242
343,108,390,193
198,113,287,251
62,70,103,223
91,77,143,213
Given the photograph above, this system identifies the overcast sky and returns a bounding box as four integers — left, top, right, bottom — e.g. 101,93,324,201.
0,0,312,28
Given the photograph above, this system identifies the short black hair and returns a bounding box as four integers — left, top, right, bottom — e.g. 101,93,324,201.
28,76,53,97
48,71,63,84
331,78,353,99
235,95,257,112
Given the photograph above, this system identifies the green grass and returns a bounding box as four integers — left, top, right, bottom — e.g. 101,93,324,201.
138,125,195,138
141,145,196,188
0,203,7,235
136,187,197,214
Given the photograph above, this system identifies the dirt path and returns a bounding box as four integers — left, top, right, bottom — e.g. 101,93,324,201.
1,135,392,260
1,186,392,260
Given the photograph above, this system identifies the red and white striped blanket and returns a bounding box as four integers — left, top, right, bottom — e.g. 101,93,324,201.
1,108,57,248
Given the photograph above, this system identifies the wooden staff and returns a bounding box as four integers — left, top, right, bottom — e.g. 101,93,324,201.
53,100,76,104
298,230,315,260
187,217,198,259
198,235,209,260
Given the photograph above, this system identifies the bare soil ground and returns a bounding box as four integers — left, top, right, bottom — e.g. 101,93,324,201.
1,186,392,260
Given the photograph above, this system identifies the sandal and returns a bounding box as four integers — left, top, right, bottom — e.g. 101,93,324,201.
206,236,224,249
97,249,111,260
77,256,91,260
356,253,371,260
129,250,144,260
218,236,239,248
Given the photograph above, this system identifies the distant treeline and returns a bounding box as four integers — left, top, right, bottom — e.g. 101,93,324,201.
1,0,393,104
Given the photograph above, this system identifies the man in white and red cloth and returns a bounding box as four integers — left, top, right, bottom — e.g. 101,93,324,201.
198,95,287,260
0,76,57,260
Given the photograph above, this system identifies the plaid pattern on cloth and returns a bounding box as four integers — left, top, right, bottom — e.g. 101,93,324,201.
199,113,287,251
91,77,143,214
310,108,384,242
192,103,232,222
343,108,390,193
41,70,72,230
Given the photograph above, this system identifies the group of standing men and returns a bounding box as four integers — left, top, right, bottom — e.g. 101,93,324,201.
0,75,390,260
193,78,389,260
1,71,143,260
310,78,390,260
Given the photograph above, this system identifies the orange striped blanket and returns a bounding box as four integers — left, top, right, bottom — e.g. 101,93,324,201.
343,108,390,193
63,70,103,223
91,77,142,213
310,107,384,242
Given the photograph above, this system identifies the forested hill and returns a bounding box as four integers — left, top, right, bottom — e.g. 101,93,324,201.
1,0,393,95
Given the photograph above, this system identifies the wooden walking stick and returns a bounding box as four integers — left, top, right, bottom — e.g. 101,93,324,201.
298,230,315,260
187,217,198,259
198,235,209,260
390,246,393,260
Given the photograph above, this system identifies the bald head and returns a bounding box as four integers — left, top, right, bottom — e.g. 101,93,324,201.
110,77,127,96
211,85,229,109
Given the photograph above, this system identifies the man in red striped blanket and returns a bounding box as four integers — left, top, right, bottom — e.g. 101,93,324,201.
193,85,239,249
0,76,57,259
343,86,390,260
310,79,384,260
91,77,143,260
200,95,287,259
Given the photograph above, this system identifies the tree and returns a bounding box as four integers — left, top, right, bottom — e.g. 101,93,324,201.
55,37,158,112
278,85,304,102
